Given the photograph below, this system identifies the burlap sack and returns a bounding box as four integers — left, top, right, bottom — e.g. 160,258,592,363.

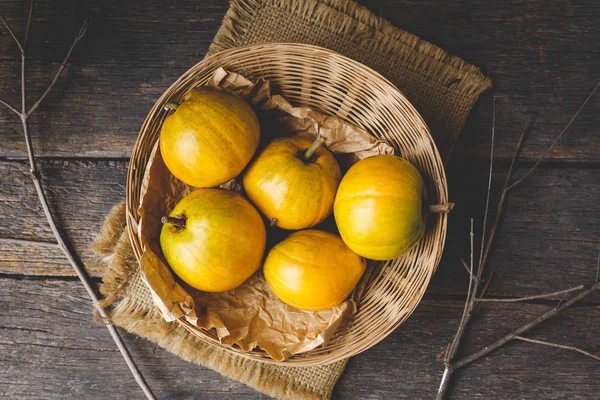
95,0,491,399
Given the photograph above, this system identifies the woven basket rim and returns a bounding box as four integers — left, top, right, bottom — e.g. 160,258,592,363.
125,42,448,366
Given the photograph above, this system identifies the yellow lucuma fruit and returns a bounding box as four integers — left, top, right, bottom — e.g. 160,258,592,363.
160,188,266,292
333,155,427,261
243,136,341,230
159,86,260,188
264,229,366,311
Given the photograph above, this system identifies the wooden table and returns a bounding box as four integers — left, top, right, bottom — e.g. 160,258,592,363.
1,1,598,398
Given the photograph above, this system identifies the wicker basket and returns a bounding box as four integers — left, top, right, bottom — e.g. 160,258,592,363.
126,43,448,366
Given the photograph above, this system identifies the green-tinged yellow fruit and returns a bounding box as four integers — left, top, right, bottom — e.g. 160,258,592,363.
160,188,266,292
160,86,260,187
333,155,427,261
264,229,366,311
243,136,341,230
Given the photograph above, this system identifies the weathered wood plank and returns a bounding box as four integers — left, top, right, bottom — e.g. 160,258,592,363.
0,0,598,161
366,0,600,163
1,159,599,303
0,278,265,399
0,159,127,277
1,278,599,399
433,159,600,302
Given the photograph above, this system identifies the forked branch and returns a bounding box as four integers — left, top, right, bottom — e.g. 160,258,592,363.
0,7,155,400
476,285,584,303
438,81,600,399
452,280,600,371
514,336,600,362
27,18,89,116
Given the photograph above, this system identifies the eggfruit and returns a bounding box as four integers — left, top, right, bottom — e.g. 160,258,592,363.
160,188,266,292
159,86,260,187
263,229,366,311
243,136,341,230
333,155,427,261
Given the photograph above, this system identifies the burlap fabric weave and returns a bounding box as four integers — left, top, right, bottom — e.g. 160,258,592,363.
95,0,491,399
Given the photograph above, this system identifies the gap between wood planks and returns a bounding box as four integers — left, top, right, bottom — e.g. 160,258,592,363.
1,271,599,310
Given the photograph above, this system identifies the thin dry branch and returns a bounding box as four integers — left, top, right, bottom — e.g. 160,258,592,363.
596,253,600,283
514,336,600,362
480,116,534,267
444,219,475,366
438,83,599,398
452,280,600,371
458,254,473,276
0,8,155,400
438,280,600,397
27,18,89,116
438,222,477,397
0,14,24,53
437,102,499,399
476,285,583,302
478,272,494,300
0,97,19,115
477,96,496,278
24,0,34,47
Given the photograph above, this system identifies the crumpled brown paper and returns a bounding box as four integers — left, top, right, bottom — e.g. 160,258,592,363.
136,68,394,360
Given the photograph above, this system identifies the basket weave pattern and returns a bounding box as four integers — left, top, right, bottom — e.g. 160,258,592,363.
126,43,448,366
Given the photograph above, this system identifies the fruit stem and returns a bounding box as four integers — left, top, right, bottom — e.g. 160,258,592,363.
269,218,278,227
303,136,325,160
161,215,186,229
164,102,179,111
428,202,455,214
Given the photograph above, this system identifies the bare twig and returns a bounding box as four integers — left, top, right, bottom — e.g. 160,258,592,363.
0,8,155,400
472,271,494,312
438,219,474,396
478,272,494,299
0,14,24,53
476,285,583,303
514,336,600,362
477,96,496,278
70,2,77,37
438,83,597,397
458,254,472,276
27,18,89,116
596,253,600,283
451,280,600,371
507,81,600,191
0,237,59,248
0,98,20,115
556,290,571,309
480,116,534,267
437,102,500,399
446,220,475,361
24,0,34,47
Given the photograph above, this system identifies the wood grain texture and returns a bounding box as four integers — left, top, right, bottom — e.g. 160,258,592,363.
0,0,598,161
361,0,600,162
1,0,599,398
1,278,599,399
433,159,600,302
0,159,127,277
1,158,599,303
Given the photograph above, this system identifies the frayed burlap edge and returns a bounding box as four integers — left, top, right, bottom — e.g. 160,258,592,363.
95,203,347,400
208,0,492,98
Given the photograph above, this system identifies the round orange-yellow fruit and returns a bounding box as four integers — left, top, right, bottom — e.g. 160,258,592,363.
160,188,266,292
263,229,366,311
243,137,341,230
333,155,427,261
159,86,260,187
